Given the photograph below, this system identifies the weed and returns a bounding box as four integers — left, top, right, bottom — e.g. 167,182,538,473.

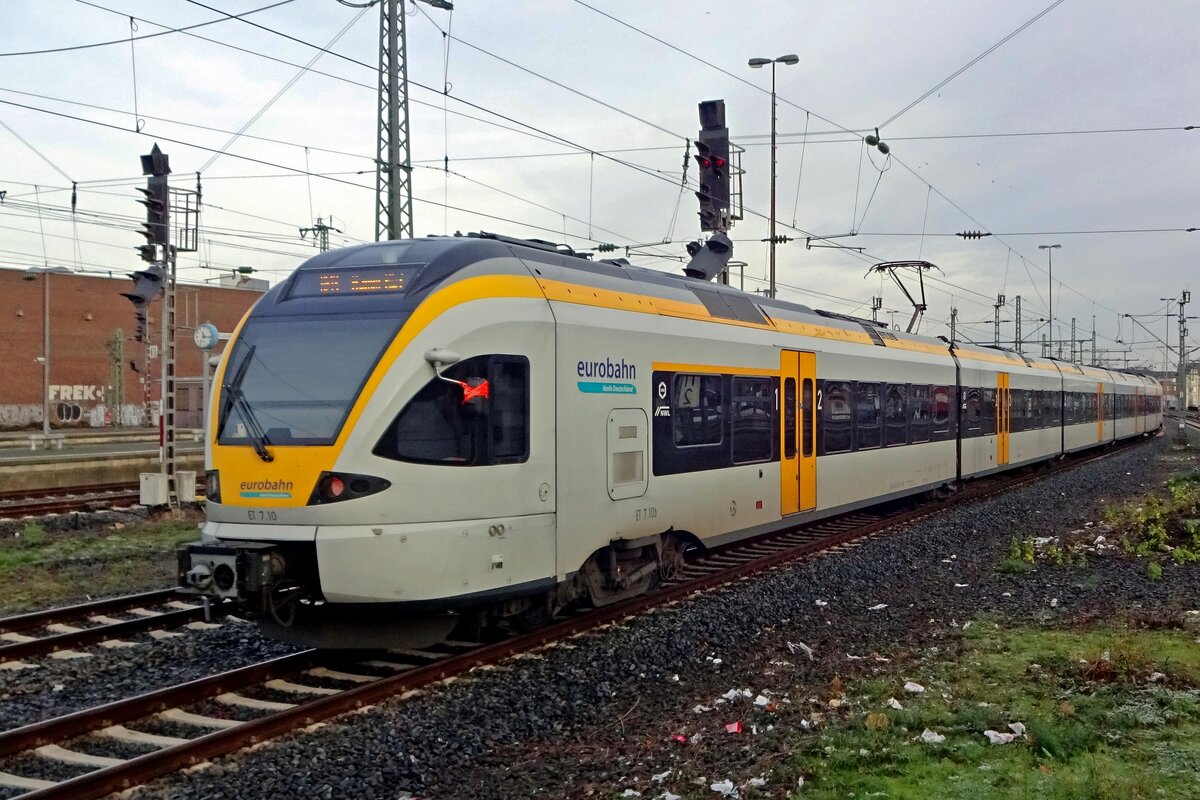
1028,717,1098,760
1021,537,1036,563
997,558,1033,574
15,523,48,547
1146,561,1163,582
1007,537,1021,560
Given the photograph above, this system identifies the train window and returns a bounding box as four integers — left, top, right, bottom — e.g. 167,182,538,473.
821,381,853,454
932,385,952,437
802,379,814,457
783,378,796,460
1043,392,1058,427
673,374,724,447
909,385,931,443
489,357,530,462
855,382,882,450
981,388,997,436
1064,392,1076,425
963,388,982,433
1016,389,1031,432
374,354,529,466
885,384,908,446
731,377,773,464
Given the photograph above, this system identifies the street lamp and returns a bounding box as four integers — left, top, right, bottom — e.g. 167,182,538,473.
22,266,72,438
1159,297,1177,373
749,53,799,300
1038,244,1061,355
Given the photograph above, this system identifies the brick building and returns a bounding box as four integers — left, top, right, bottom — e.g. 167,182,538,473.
0,268,264,429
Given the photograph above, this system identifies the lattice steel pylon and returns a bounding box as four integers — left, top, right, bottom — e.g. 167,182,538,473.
376,0,412,241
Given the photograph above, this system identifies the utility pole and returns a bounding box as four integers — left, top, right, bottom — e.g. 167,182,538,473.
1070,318,1077,363
993,294,1006,346
871,296,882,323
1090,315,1097,366
107,329,124,428
370,0,453,241
950,307,958,343
1042,334,1049,358
300,216,342,252
1180,291,1191,441
1014,295,1022,354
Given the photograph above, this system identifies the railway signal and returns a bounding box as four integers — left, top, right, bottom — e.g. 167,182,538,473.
120,266,164,343
694,100,730,232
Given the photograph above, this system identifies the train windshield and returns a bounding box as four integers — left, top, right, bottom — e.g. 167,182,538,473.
216,313,403,446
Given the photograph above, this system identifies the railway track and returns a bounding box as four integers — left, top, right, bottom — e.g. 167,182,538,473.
0,435,1157,799
0,481,203,520
0,484,143,520
0,590,227,664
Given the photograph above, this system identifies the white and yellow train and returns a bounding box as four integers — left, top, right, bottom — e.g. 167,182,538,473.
178,232,1162,647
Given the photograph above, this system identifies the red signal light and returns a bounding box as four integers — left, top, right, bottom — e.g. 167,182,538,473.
713,157,726,168
695,156,711,168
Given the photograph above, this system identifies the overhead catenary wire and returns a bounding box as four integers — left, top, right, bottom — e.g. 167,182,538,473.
879,0,1069,129
0,0,298,57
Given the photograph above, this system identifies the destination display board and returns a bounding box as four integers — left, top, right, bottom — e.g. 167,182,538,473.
290,264,421,297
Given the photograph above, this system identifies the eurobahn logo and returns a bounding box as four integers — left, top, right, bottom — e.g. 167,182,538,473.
239,479,293,499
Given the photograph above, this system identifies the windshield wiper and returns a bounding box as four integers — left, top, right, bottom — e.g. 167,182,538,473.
217,344,274,463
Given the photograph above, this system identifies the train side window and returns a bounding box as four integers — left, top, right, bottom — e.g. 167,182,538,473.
931,385,952,438
1008,389,1022,432
885,384,908,446
855,382,882,450
489,357,530,462
783,378,797,460
909,385,931,443
1044,392,1058,427
963,387,982,433
673,374,724,447
822,381,853,454
802,379,814,457
374,354,529,466
731,377,773,464
981,388,997,435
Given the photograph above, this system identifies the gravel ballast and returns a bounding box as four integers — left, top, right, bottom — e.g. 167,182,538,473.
1,437,1193,799
104,437,1200,800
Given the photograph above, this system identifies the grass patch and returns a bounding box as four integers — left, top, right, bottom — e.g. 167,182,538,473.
775,622,1200,799
0,516,200,614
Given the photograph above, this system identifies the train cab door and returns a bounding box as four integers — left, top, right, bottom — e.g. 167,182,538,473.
781,350,817,515
997,372,1011,466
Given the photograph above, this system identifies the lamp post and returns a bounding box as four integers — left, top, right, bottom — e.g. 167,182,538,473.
1159,297,1176,374
1038,244,1060,355
749,53,798,300
22,266,71,437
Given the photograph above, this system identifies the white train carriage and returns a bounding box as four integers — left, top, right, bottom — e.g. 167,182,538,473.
178,233,1160,647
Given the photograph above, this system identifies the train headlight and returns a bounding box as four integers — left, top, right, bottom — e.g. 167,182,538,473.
308,471,391,505
205,470,221,502
320,475,346,500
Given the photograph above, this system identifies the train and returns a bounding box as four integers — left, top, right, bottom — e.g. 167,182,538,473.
177,231,1162,647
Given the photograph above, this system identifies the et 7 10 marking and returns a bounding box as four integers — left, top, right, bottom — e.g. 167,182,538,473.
247,509,278,522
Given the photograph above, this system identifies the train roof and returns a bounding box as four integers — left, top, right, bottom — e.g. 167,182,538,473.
281,233,1156,386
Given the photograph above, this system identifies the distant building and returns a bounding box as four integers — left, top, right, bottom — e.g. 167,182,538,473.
0,268,263,429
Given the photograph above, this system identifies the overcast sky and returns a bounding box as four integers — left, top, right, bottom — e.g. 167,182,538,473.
1,0,1196,368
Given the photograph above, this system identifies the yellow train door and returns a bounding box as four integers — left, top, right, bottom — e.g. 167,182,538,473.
781,350,817,515
997,372,1010,465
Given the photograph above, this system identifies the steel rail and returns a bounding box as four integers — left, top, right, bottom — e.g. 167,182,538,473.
0,603,228,662
11,434,1158,800
0,651,321,759
0,588,178,635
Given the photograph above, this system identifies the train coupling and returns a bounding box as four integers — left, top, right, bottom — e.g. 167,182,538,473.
177,541,286,601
